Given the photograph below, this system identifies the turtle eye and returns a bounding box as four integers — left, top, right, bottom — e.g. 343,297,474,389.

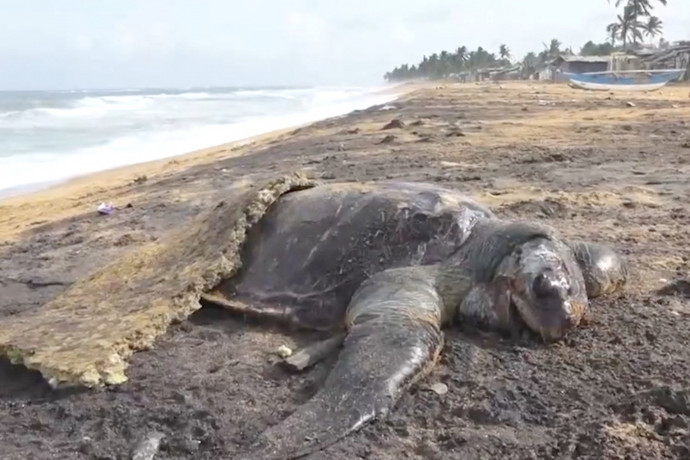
532,273,559,299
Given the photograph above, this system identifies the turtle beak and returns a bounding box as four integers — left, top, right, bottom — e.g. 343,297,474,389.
538,299,586,342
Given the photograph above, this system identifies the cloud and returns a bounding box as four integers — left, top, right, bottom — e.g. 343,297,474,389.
1,0,689,89
72,35,95,52
111,22,179,57
389,23,416,45
285,11,328,45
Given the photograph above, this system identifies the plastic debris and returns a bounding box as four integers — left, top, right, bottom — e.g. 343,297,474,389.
131,431,165,460
277,345,293,359
97,202,115,215
430,382,449,395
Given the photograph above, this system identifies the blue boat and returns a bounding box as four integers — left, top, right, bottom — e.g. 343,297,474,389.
563,69,686,91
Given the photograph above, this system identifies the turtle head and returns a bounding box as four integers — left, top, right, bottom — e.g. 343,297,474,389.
497,237,588,342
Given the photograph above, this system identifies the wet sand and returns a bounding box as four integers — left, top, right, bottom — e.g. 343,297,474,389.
1,81,689,459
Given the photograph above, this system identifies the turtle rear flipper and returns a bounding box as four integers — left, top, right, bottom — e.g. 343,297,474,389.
236,266,457,460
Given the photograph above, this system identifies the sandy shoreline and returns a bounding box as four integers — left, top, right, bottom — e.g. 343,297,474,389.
0,82,416,241
1,81,689,459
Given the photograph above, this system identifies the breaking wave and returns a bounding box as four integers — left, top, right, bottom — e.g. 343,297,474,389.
0,85,400,197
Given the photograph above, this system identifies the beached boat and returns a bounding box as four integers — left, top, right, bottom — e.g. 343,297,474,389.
564,69,685,91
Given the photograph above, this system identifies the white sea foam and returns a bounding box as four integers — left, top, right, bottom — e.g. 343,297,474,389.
0,85,400,198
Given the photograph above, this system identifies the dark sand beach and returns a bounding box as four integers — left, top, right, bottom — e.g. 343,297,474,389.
1,82,689,459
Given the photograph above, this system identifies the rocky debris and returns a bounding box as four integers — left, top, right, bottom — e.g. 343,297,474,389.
612,384,690,446
520,151,569,164
382,119,405,130
410,120,425,127
0,276,68,288
500,198,570,219
131,431,165,460
114,233,149,247
430,382,449,395
458,175,482,182
339,127,360,135
446,129,466,137
656,278,690,298
379,134,397,144
626,101,636,108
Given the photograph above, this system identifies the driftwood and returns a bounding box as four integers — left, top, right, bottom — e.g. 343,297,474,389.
282,334,346,372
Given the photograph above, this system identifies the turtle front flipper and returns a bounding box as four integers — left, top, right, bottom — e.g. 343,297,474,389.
236,266,466,460
566,241,629,298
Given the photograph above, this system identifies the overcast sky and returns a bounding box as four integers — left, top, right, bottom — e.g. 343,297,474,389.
1,0,688,90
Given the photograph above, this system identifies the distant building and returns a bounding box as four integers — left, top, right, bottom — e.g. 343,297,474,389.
490,65,522,81
549,55,610,81
468,65,522,82
639,42,690,81
532,66,554,81
548,43,690,82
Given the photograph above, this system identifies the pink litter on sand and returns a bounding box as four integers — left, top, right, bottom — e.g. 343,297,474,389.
97,202,114,215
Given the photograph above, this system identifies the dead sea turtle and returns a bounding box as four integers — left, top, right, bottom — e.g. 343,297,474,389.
197,181,628,459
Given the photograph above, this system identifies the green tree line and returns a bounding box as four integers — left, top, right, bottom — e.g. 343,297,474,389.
385,40,581,82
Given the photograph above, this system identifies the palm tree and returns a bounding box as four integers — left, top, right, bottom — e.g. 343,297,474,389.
642,16,663,41
609,0,666,14
616,5,644,48
438,50,452,77
455,46,468,63
611,0,648,14
417,56,428,75
606,0,668,45
538,49,549,64
499,44,511,61
521,52,539,78
542,39,562,59
606,22,621,45
453,46,468,72
550,39,562,57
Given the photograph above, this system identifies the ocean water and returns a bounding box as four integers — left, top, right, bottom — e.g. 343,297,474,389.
0,85,399,198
